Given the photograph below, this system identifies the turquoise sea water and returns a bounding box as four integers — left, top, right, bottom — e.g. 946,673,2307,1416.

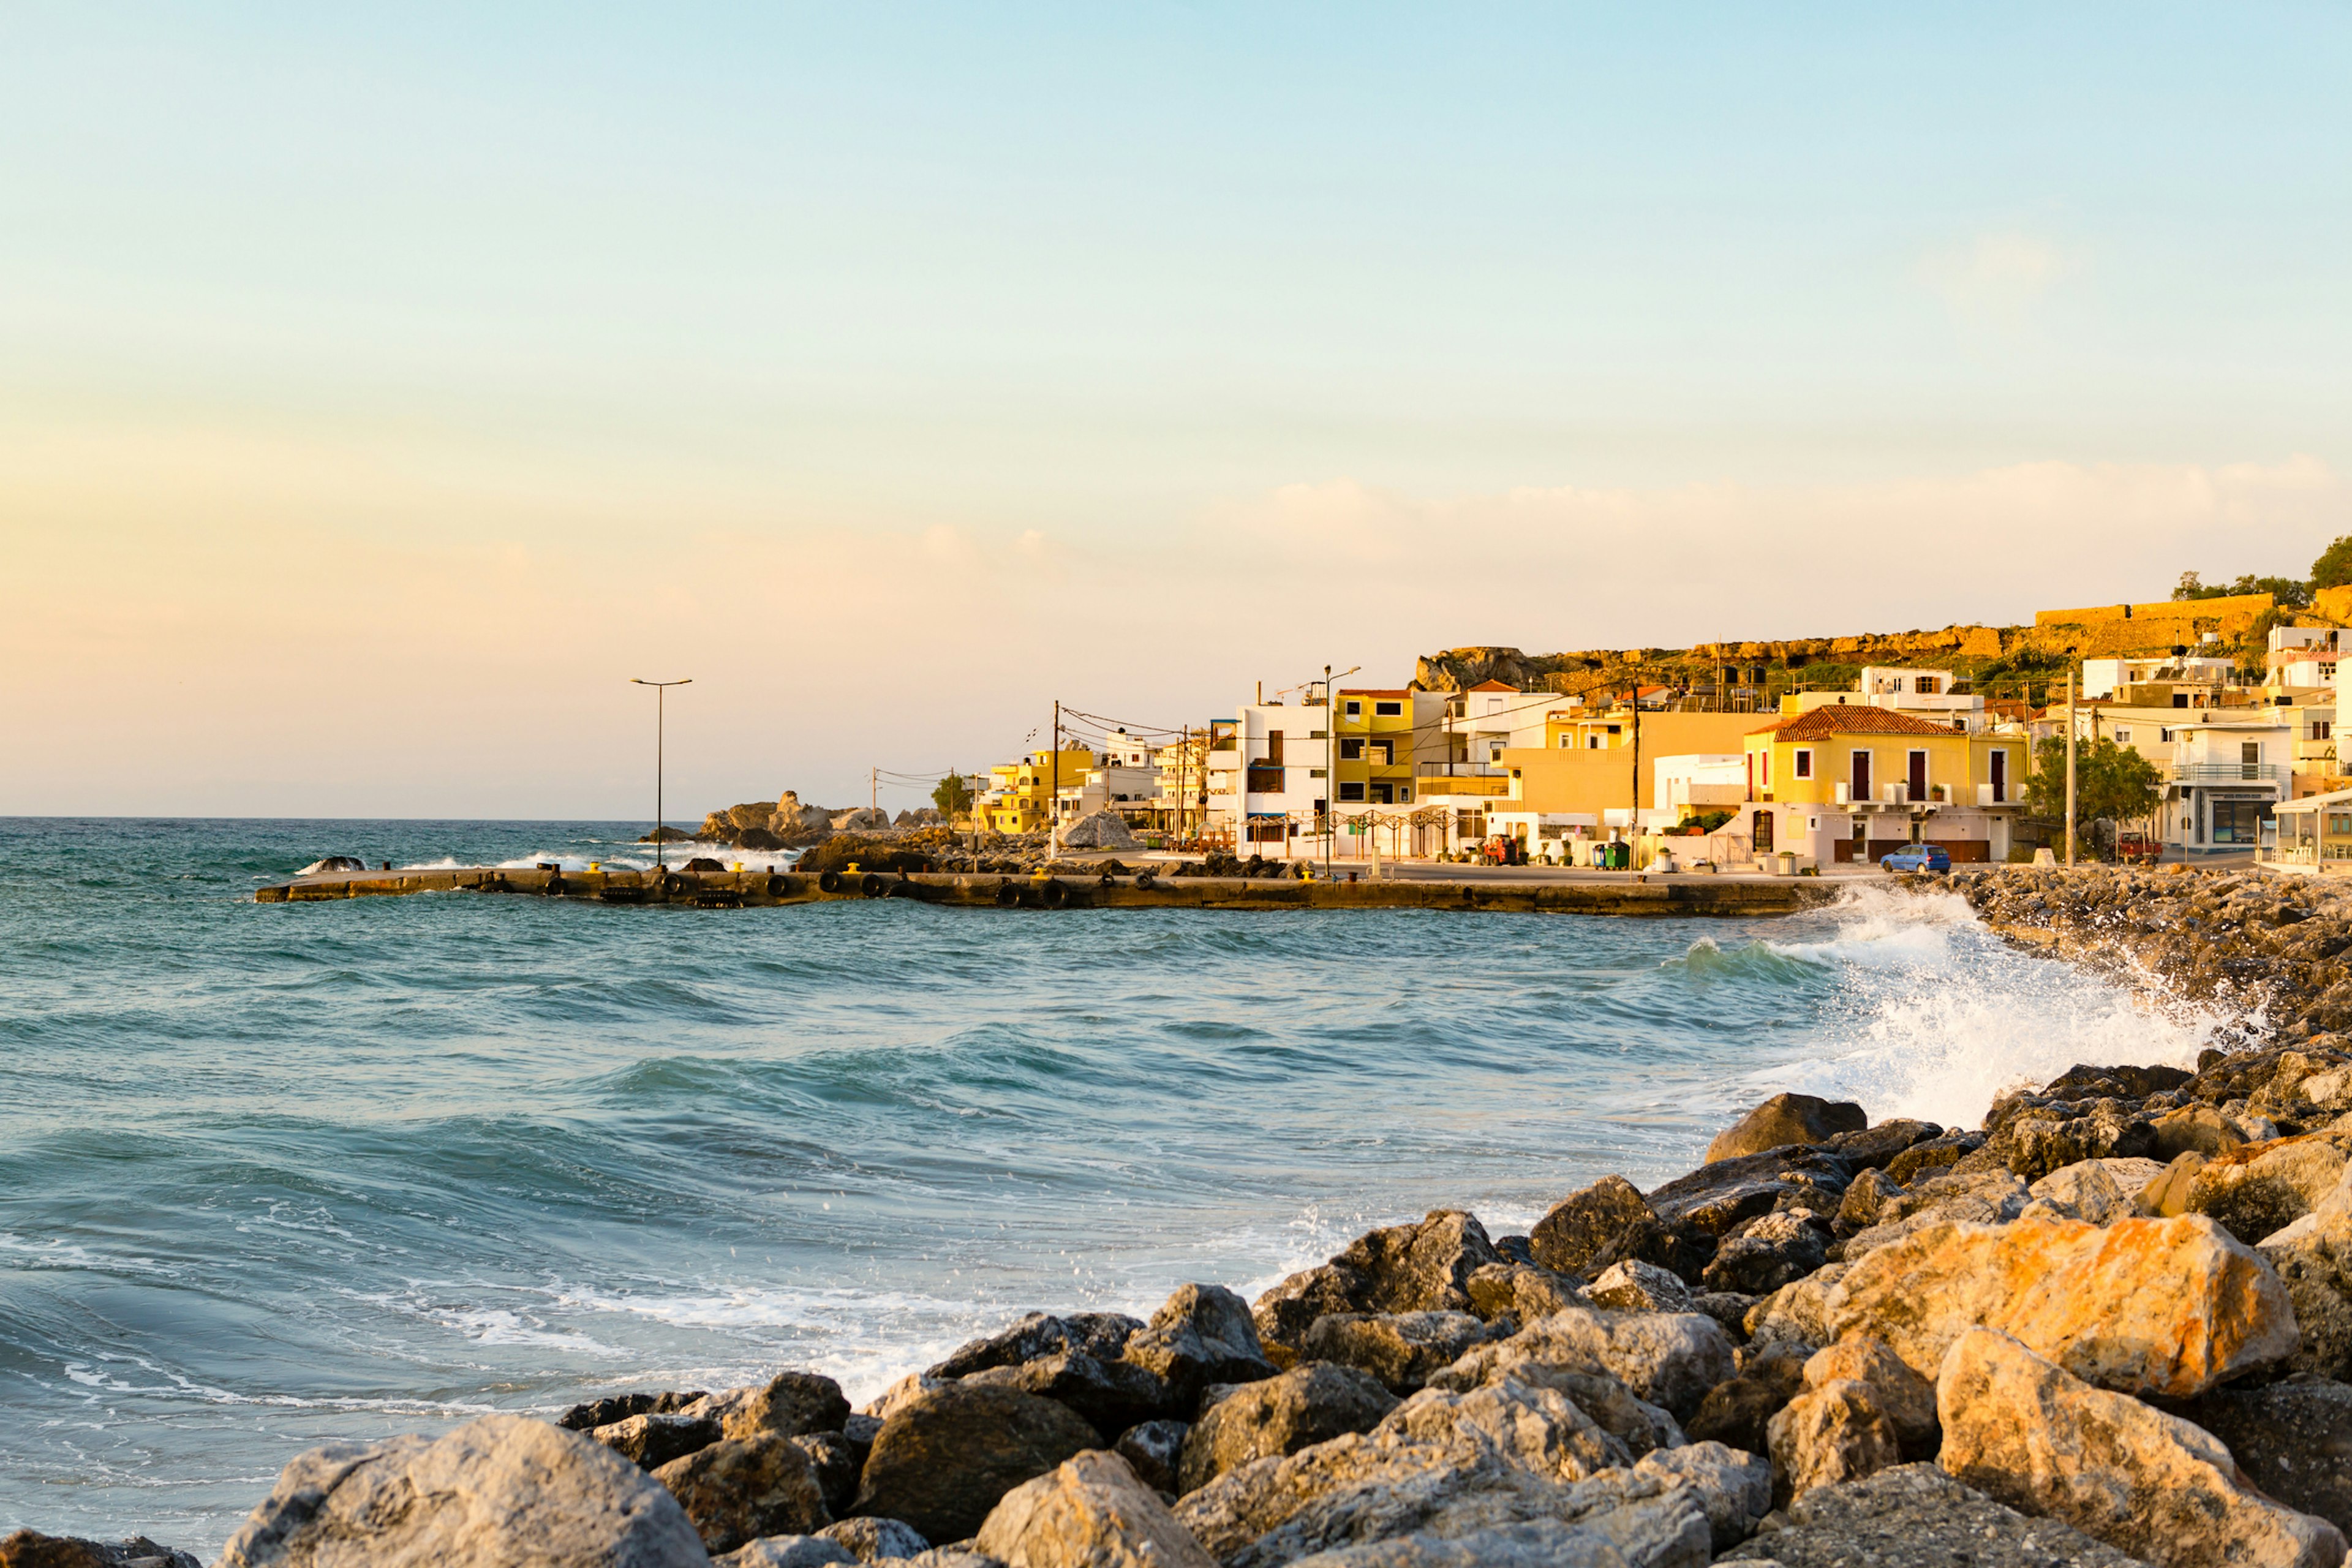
0,818,2217,1553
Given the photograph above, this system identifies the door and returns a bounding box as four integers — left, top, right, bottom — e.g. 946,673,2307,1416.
2241,742,2260,780
1908,750,1928,801
1753,810,1774,854
1850,750,1872,800
1989,748,2007,804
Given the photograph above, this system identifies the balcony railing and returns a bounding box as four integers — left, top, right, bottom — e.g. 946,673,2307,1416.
2170,763,2290,785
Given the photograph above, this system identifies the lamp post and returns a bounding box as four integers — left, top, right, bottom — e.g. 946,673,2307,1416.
631,677,692,869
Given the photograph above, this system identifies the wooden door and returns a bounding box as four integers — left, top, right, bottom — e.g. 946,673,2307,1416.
1850,750,1872,799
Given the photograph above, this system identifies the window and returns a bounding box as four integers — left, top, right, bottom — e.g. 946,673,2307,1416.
1794,748,1813,778
1761,750,1772,787
1374,701,1403,717
1487,745,1503,763
1340,738,1363,760
1309,768,1326,778
1606,724,1621,735
2329,812,2352,835
1916,675,1940,695
1343,700,1362,719
1399,786,1412,801
1484,697,1505,714
1265,731,1284,764
1559,735,1573,748
2317,722,2335,742
1338,782,1366,802
1588,736,1602,748
2160,728,2174,743
2114,726,2132,744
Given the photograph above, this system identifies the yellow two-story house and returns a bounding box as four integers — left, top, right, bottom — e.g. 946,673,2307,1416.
1332,688,1444,807
981,747,1098,835
1741,706,2021,864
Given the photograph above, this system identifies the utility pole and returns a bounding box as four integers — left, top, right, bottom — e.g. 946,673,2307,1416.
1050,699,1061,858
630,677,692,870
1324,664,1335,883
870,766,878,815
2065,668,2079,868
1629,684,1641,880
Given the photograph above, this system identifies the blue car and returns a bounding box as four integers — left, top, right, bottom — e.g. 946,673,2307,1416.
1880,843,1952,873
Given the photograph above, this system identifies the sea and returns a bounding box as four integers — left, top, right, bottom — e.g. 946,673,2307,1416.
0,817,2220,1554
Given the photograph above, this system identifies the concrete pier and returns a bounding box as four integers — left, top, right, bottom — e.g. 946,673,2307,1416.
255,864,1830,916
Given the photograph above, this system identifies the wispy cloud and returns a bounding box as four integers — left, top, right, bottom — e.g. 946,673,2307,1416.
1918,230,2078,329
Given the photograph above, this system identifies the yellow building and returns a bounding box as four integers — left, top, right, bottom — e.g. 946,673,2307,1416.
1740,706,2022,864
1332,688,1443,807
982,747,1097,835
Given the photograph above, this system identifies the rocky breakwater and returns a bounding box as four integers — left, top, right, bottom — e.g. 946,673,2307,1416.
32,1055,2352,1568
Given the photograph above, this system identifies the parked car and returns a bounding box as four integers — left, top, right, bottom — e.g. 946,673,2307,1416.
1880,843,1951,873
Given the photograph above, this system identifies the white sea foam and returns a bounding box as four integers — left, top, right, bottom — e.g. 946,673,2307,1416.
1749,884,2217,1129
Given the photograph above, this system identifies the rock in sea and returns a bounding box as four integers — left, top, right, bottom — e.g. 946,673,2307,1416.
213,1413,707,1567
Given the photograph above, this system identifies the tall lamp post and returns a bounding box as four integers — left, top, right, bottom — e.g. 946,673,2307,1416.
631,677,692,869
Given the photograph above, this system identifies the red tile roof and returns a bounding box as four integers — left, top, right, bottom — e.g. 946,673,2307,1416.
1468,680,1518,692
1749,706,1967,740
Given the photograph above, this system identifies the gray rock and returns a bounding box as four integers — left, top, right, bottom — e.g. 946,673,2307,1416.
960,1349,1172,1438
1717,1461,2139,1566
1644,1149,1852,1238
718,1539,856,1568
797,1431,861,1517
654,1432,832,1555
1627,1441,1772,1551
1825,1118,1946,1171
0,1533,201,1568
816,1516,932,1562
1838,1169,2028,1258
2163,1377,2352,1537
1500,1362,1684,1458
1741,1263,1849,1354
1463,1262,1587,1323
1884,1131,1986,1186
214,1413,707,1567
1527,1177,1655,1278
1179,1362,1399,1493
1374,1374,1632,1483
695,1373,851,1442
562,1391,710,1431
1296,1312,1502,1394
1114,1419,1188,1495
1705,1093,1867,1163
1254,1213,1502,1349
1586,1260,1693,1314
1685,1342,1809,1457
929,1312,1143,1379
1702,1213,1831,1296
593,1412,724,1471
1430,1306,1736,1422
1122,1284,1277,1407
851,1382,1099,1547
1834,1167,1902,1234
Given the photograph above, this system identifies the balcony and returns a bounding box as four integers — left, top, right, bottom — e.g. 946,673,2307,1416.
2169,763,2290,786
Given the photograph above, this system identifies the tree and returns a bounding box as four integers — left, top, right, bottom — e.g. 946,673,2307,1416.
932,772,976,823
2315,536,2352,592
2025,734,2165,849
2172,570,2312,609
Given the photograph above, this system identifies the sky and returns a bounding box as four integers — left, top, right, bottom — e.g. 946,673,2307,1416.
3,3,2349,817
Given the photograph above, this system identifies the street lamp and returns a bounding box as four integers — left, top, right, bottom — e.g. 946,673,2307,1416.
631,677,692,869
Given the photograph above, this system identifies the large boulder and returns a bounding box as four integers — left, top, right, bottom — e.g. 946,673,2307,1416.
214,1413,707,1567
851,1383,1101,1547
2259,1186,2352,1380
1741,1263,1850,1354
2026,1159,2162,1225
1463,1262,1587,1324
1700,1212,1830,1295
1178,1363,1398,1494
594,1412,724,1471
1172,1383,1712,1568
562,1392,710,1431
1644,1148,1852,1237
1704,1093,1867,1163
717,1540,851,1568
1583,1261,1691,1315
816,1517,930,1561
1837,1167,2029,1257
1254,1215,1501,1350
930,1312,1142,1379
0,1534,199,1568
974,1450,1215,1568
697,1373,851,1443
2169,1378,2352,1538
1525,1177,1654,1278
1824,1118,1946,1171
1938,1327,2348,1568
1803,1334,1937,1460
1765,1378,1901,1507
1114,1420,1188,1494
1295,1313,1501,1394
962,1350,1173,1439
1685,1343,1807,1457
1827,1215,2299,1397
1374,1375,1630,1485
1427,1306,1735,1422
2185,1136,2350,1245
1123,1285,1277,1408
654,1433,832,1555
1496,1363,1682,1460
1715,1461,2139,1566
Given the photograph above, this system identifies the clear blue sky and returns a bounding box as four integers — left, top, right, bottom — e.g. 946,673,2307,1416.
4,4,2348,814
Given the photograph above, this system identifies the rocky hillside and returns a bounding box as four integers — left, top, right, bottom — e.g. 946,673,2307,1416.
1416,596,2291,704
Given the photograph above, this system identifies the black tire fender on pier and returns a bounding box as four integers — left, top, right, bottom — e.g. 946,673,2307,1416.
766,873,789,897
1039,878,1068,908
663,873,686,895
1136,870,1156,891
1099,870,1116,888
993,881,1019,907
818,870,843,894
860,873,887,897
546,874,566,897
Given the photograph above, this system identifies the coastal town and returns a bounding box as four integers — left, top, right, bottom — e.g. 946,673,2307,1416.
690,579,2352,879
